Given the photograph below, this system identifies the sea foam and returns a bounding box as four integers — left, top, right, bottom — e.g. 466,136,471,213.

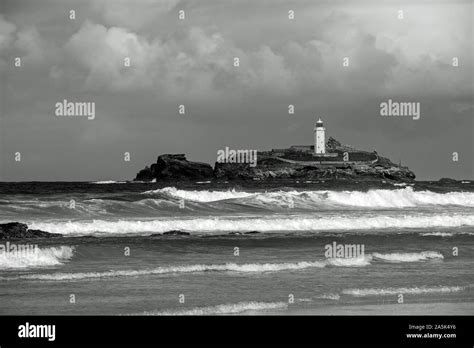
372,251,444,262
144,187,253,202
139,301,288,315
30,214,474,236
342,286,463,297
14,251,441,281
0,246,74,269
143,187,474,208
16,260,328,281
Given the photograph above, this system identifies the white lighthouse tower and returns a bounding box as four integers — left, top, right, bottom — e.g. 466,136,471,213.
314,118,325,155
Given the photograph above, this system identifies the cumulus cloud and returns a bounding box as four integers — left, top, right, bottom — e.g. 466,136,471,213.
3,1,471,101
0,0,471,180
43,21,399,101
62,21,155,91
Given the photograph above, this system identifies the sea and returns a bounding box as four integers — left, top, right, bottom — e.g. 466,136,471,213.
0,180,473,315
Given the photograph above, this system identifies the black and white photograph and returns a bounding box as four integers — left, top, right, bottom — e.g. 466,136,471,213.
0,0,473,346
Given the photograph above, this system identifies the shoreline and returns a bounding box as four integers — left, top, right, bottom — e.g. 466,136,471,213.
272,302,474,316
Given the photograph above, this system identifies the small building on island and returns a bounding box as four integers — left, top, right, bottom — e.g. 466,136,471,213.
262,118,378,167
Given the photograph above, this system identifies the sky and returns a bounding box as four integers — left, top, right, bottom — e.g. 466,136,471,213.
0,0,472,181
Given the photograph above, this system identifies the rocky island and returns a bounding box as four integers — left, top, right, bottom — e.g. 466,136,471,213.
135,119,415,183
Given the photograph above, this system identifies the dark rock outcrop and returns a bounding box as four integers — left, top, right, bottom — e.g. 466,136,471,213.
135,154,214,181
438,178,458,184
149,230,191,237
213,158,415,182
163,230,190,236
0,222,62,239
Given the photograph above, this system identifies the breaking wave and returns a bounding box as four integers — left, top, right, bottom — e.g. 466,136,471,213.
15,260,328,281
421,232,455,237
30,214,474,236
372,251,443,262
144,187,253,202
144,187,474,208
322,187,474,207
4,187,474,221
420,231,474,237
13,251,441,281
326,251,443,266
0,246,74,269
316,293,341,300
342,286,463,297
139,301,288,315
326,256,372,267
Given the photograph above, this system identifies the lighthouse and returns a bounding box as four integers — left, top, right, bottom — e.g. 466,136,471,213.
314,118,325,154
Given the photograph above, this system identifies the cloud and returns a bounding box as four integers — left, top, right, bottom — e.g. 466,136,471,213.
48,20,399,102
92,0,180,31
14,26,52,64
62,21,155,91
3,1,471,103
0,15,16,70
0,0,471,180
0,14,16,50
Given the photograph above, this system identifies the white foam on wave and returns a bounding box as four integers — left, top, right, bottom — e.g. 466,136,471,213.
140,301,288,315
342,286,463,297
317,293,341,300
323,187,474,208
13,250,442,281
326,251,442,266
143,187,253,202
421,232,454,237
372,251,443,262
0,246,74,269
297,298,313,302
30,213,474,235
17,260,328,281
142,186,474,207
421,231,474,237
326,256,372,267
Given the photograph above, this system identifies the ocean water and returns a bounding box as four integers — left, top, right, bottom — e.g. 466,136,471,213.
0,180,473,315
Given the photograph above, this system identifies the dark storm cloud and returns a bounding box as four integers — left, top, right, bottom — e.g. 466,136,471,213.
0,0,472,180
